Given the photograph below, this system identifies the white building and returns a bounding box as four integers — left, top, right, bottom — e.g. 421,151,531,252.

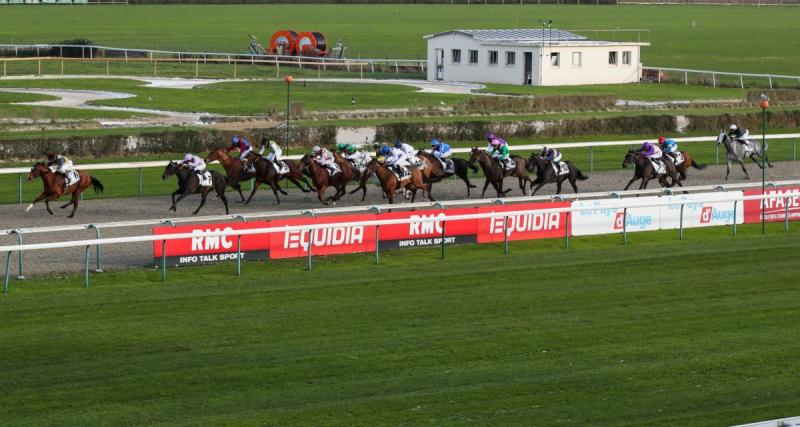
424,29,649,86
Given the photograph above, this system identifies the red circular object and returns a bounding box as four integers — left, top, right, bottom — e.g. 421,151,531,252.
759,100,770,109
296,31,328,57
285,76,294,84
269,30,298,55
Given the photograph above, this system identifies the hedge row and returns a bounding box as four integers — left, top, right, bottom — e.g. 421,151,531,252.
129,0,616,4
452,95,615,114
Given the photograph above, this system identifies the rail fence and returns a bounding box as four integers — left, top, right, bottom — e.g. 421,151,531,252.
2,132,799,205
0,44,427,76
642,66,800,89
1,190,796,293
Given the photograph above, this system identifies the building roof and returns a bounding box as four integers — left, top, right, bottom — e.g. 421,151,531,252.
423,29,587,42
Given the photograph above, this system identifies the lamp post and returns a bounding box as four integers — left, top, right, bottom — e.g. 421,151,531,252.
285,75,294,153
759,93,769,235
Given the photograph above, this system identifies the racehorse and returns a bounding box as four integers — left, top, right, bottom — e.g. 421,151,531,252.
241,152,314,205
468,148,533,197
162,161,229,215
622,151,682,191
25,162,104,218
663,151,707,181
205,149,254,202
363,158,425,204
715,131,772,180
416,151,478,199
526,154,589,195
301,154,354,205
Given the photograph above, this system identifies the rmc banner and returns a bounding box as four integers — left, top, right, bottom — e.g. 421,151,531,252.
152,221,271,267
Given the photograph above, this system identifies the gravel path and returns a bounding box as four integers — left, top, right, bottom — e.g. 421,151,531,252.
1,162,798,277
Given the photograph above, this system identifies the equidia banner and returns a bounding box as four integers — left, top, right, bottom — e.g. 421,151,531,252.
744,186,800,223
269,214,377,259
475,202,570,243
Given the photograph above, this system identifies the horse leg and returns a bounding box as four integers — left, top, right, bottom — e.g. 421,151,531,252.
518,177,527,196
244,180,262,205
26,192,49,213
569,176,579,193
740,161,750,179
531,181,546,195
193,191,209,215
458,172,476,196
480,180,491,198
66,192,81,218
623,177,638,191
216,182,229,214
725,159,731,180
45,199,54,215
317,185,329,205
234,182,246,203
427,183,436,202
269,181,282,205
555,178,563,195
172,191,191,212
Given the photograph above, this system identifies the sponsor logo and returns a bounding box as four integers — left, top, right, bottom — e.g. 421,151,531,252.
488,212,561,236
700,206,735,224
191,227,235,251
613,212,653,230
700,207,713,224
283,225,364,251
409,213,445,235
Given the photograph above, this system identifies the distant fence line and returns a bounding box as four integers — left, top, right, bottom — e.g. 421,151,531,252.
642,66,800,89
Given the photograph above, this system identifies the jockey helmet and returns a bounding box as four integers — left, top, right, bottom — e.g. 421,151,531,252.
380,146,390,156
394,139,403,148
232,136,240,144
183,153,194,162
431,139,441,147
730,124,738,131
658,136,666,144
642,142,652,150
490,138,501,146
486,133,496,142
311,145,321,154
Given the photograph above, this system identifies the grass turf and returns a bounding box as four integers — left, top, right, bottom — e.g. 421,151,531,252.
0,88,145,120
1,223,799,425
1,5,800,74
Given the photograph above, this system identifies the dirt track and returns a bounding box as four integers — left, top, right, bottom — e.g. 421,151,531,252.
1,161,798,277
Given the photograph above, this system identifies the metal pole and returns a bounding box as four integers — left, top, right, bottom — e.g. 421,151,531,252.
11,230,24,280
307,229,313,271
440,220,446,259
236,235,242,276
503,215,509,255
3,251,11,293
785,197,790,232
762,106,767,235
679,204,684,240
18,174,22,205
622,208,628,246
286,81,291,155
715,143,719,165
589,147,594,172
138,168,143,196
88,225,103,272
83,245,90,288
564,212,570,249
794,139,797,161
375,225,380,265
733,200,738,236
161,240,167,282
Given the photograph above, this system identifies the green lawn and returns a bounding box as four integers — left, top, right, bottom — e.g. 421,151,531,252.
0,86,149,120
1,223,799,425
1,5,800,74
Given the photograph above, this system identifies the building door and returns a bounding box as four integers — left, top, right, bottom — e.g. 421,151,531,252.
524,52,533,85
435,49,444,81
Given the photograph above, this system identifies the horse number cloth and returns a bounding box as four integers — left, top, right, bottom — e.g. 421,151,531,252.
551,162,570,176
65,170,80,187
650,159,666,175
199,171,213,187
272,161,290,175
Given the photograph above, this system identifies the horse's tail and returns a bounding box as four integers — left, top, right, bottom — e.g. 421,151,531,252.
691,160,707,170
467,160,478,173
90,176,104,193
575,168,589,181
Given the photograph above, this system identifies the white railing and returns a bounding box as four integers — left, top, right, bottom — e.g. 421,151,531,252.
1,179,798,282
0,43,427,73
643,66,800,89
1,191,794,292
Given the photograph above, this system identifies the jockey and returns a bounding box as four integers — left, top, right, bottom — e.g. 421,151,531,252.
659,136,679,162
541,146,563,172
226,136,253,168
345,145,371,173
431,139,452,172
312,145,339,177
336,142,356,154
486,133,508,151
489,137,515,171
395,139,422,167
263,138,287,171
639,142,663,171
728,124,750,146
181,153,207,181
46,153,74,176
382,144,411,178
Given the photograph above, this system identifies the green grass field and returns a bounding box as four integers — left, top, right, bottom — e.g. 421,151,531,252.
1,5,800,74
0,89,145,120
2,223,799,425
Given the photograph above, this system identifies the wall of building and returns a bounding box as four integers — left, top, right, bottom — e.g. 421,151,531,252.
426,34,642,86
539,44,641,86
426,34,541,86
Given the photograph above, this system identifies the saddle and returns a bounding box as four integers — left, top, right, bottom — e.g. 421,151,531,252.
61,170,80,187
240,158,256,174
436,157,454,174
737,139,755,154
496,157,516,173
670,152,684,166
649,158,666,175
198,171,213,187
271,159,290,175
392,165,411,181
550,161,569,176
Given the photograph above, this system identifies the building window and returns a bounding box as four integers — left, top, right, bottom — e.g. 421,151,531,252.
572,52,582,67
550,52,560,67
506,51,516,66
609,51,618,65
451,49,461,64
468,50,478,64
488,50,498,66
622,51,631,65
